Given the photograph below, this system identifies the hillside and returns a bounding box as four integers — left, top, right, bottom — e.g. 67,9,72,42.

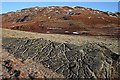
1,6,120,37
1,5,120,79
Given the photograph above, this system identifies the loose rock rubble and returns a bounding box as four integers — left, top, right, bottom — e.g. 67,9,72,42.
2,37,120,79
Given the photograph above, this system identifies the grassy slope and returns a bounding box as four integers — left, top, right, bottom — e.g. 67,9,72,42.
1,28,119,53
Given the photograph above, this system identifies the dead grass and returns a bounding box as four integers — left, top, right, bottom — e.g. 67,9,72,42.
1,28,119,53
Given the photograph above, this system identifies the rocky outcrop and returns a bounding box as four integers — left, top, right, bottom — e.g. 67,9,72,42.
2,37,120,79
0,49,64,80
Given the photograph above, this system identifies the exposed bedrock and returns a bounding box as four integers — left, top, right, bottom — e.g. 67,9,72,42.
2,37,120,79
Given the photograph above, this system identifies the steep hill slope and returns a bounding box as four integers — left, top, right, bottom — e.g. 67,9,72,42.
1,6,120,37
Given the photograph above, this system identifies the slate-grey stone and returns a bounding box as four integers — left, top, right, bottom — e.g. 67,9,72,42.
2,37,120,79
